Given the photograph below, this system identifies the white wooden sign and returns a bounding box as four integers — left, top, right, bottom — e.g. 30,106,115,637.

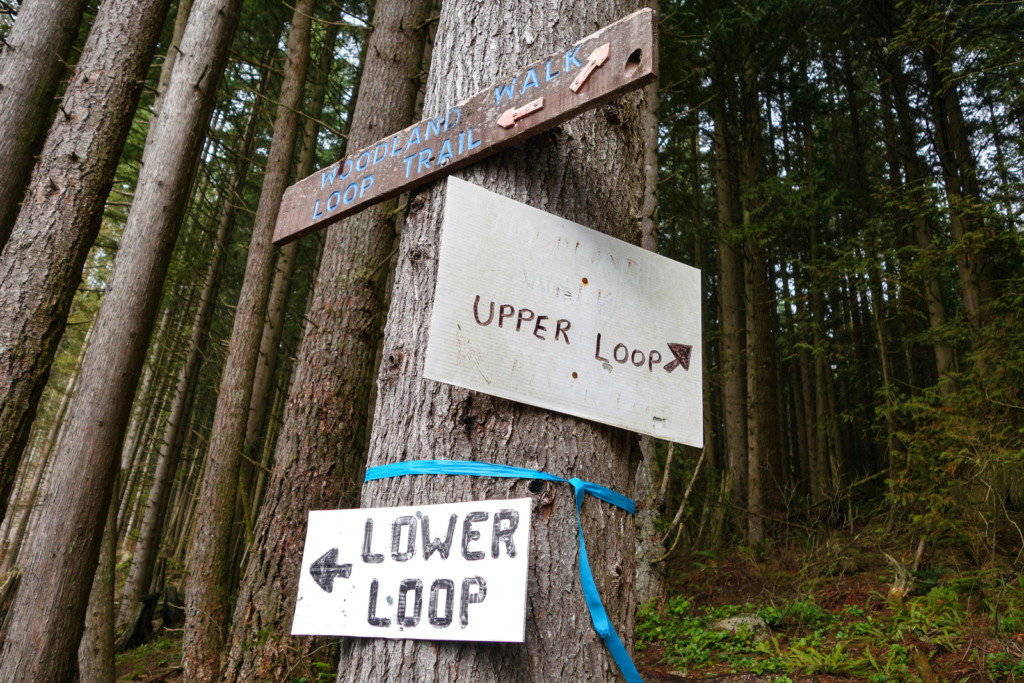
425,177,703,446
292,498,532,642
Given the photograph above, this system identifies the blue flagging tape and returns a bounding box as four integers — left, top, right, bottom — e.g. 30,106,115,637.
364,459,643,683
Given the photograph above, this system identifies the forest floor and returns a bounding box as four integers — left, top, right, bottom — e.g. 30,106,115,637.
638,522,1024,682
114,524,1024,681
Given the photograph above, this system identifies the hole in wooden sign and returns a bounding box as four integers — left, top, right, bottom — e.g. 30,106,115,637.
581,277,588,285
571,371,578,379
624,48,642,74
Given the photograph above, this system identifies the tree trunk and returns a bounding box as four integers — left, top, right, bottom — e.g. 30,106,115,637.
633,0,664,607
925,51,988,327
0,0,172,528
710,49,748,509
153,0,194,112
77,477,118,683
339,0,645,679
182,1,315,678
232,19,339,571
117,61,270,630
222,1,434,677
0,0,88,247
740,60,778,544
0,0,246,675
887,57,956,397
0,328,89,573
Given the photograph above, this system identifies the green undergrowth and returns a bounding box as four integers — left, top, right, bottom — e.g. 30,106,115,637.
638,563,1024,681
115,634,181,680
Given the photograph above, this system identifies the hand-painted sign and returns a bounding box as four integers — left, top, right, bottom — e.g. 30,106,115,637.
424,178,703,447
292,498,532,642
272,8,656,245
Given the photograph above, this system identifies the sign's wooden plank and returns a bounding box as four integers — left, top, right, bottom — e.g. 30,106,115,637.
273,8,656,245
424,178,703,447
291,498,532,642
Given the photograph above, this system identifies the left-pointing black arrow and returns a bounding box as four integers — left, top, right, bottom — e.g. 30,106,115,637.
309,548,352,593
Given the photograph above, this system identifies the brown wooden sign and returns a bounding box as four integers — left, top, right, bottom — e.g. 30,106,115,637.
272,8,657,245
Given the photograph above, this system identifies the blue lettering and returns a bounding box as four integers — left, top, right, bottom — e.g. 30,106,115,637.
320,166,338,189
339,159,353,180
403,153,416,178
360,174,375,197
437,139,454,165
544,58,559,82
444,106,461,131
521,68,539,93
564,45,582,71
426,115,443,140
494,78,517,107
406,126,422,149
389,135,403,157
356,151,372,172
327,190,342,212
312,198,323,220
458,131,465,155
342,183,358,205
372,141,388,164
417,148,433,174
467,127,481,150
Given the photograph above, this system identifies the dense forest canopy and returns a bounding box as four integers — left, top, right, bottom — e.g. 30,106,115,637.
0,0,1020,679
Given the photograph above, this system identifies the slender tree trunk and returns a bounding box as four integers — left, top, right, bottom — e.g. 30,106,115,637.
925,52,988,327
233,21,339,572
710,50,748,510
78,477,118,683
1,326,90,572
223,1,434,677
339,0,645,679
887,59,956,397
117,64,270,630
0,0,88,247
0,0,246,675
182,2,316,678
634,0,664,607
740,60,778,544
154,0,194,112
0,0,173,528
117,306,171,520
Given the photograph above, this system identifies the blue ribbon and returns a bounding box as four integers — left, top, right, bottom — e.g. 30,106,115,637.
364,459,643,682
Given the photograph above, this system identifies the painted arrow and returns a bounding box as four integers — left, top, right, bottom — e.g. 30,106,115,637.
497,97,545,129
309,548,351,593
570,43,611,93
664,343,692,373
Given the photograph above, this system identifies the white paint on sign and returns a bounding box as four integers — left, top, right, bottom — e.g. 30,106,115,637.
292,498,532,642
425,177,703,447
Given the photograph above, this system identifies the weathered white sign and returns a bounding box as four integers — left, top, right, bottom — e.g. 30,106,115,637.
292,498,532,642
425,177,703,446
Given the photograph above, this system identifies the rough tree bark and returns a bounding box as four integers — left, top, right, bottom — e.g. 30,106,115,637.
223,1,434,677
633,0,665,607
339,0,646,679
117,60,272,631
0,0,172,528
0,0,88,247
182,1,315,678
0,0,245,675
78,478,118,682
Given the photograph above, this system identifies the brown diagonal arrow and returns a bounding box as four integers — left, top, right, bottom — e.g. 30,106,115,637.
664,343,692,373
